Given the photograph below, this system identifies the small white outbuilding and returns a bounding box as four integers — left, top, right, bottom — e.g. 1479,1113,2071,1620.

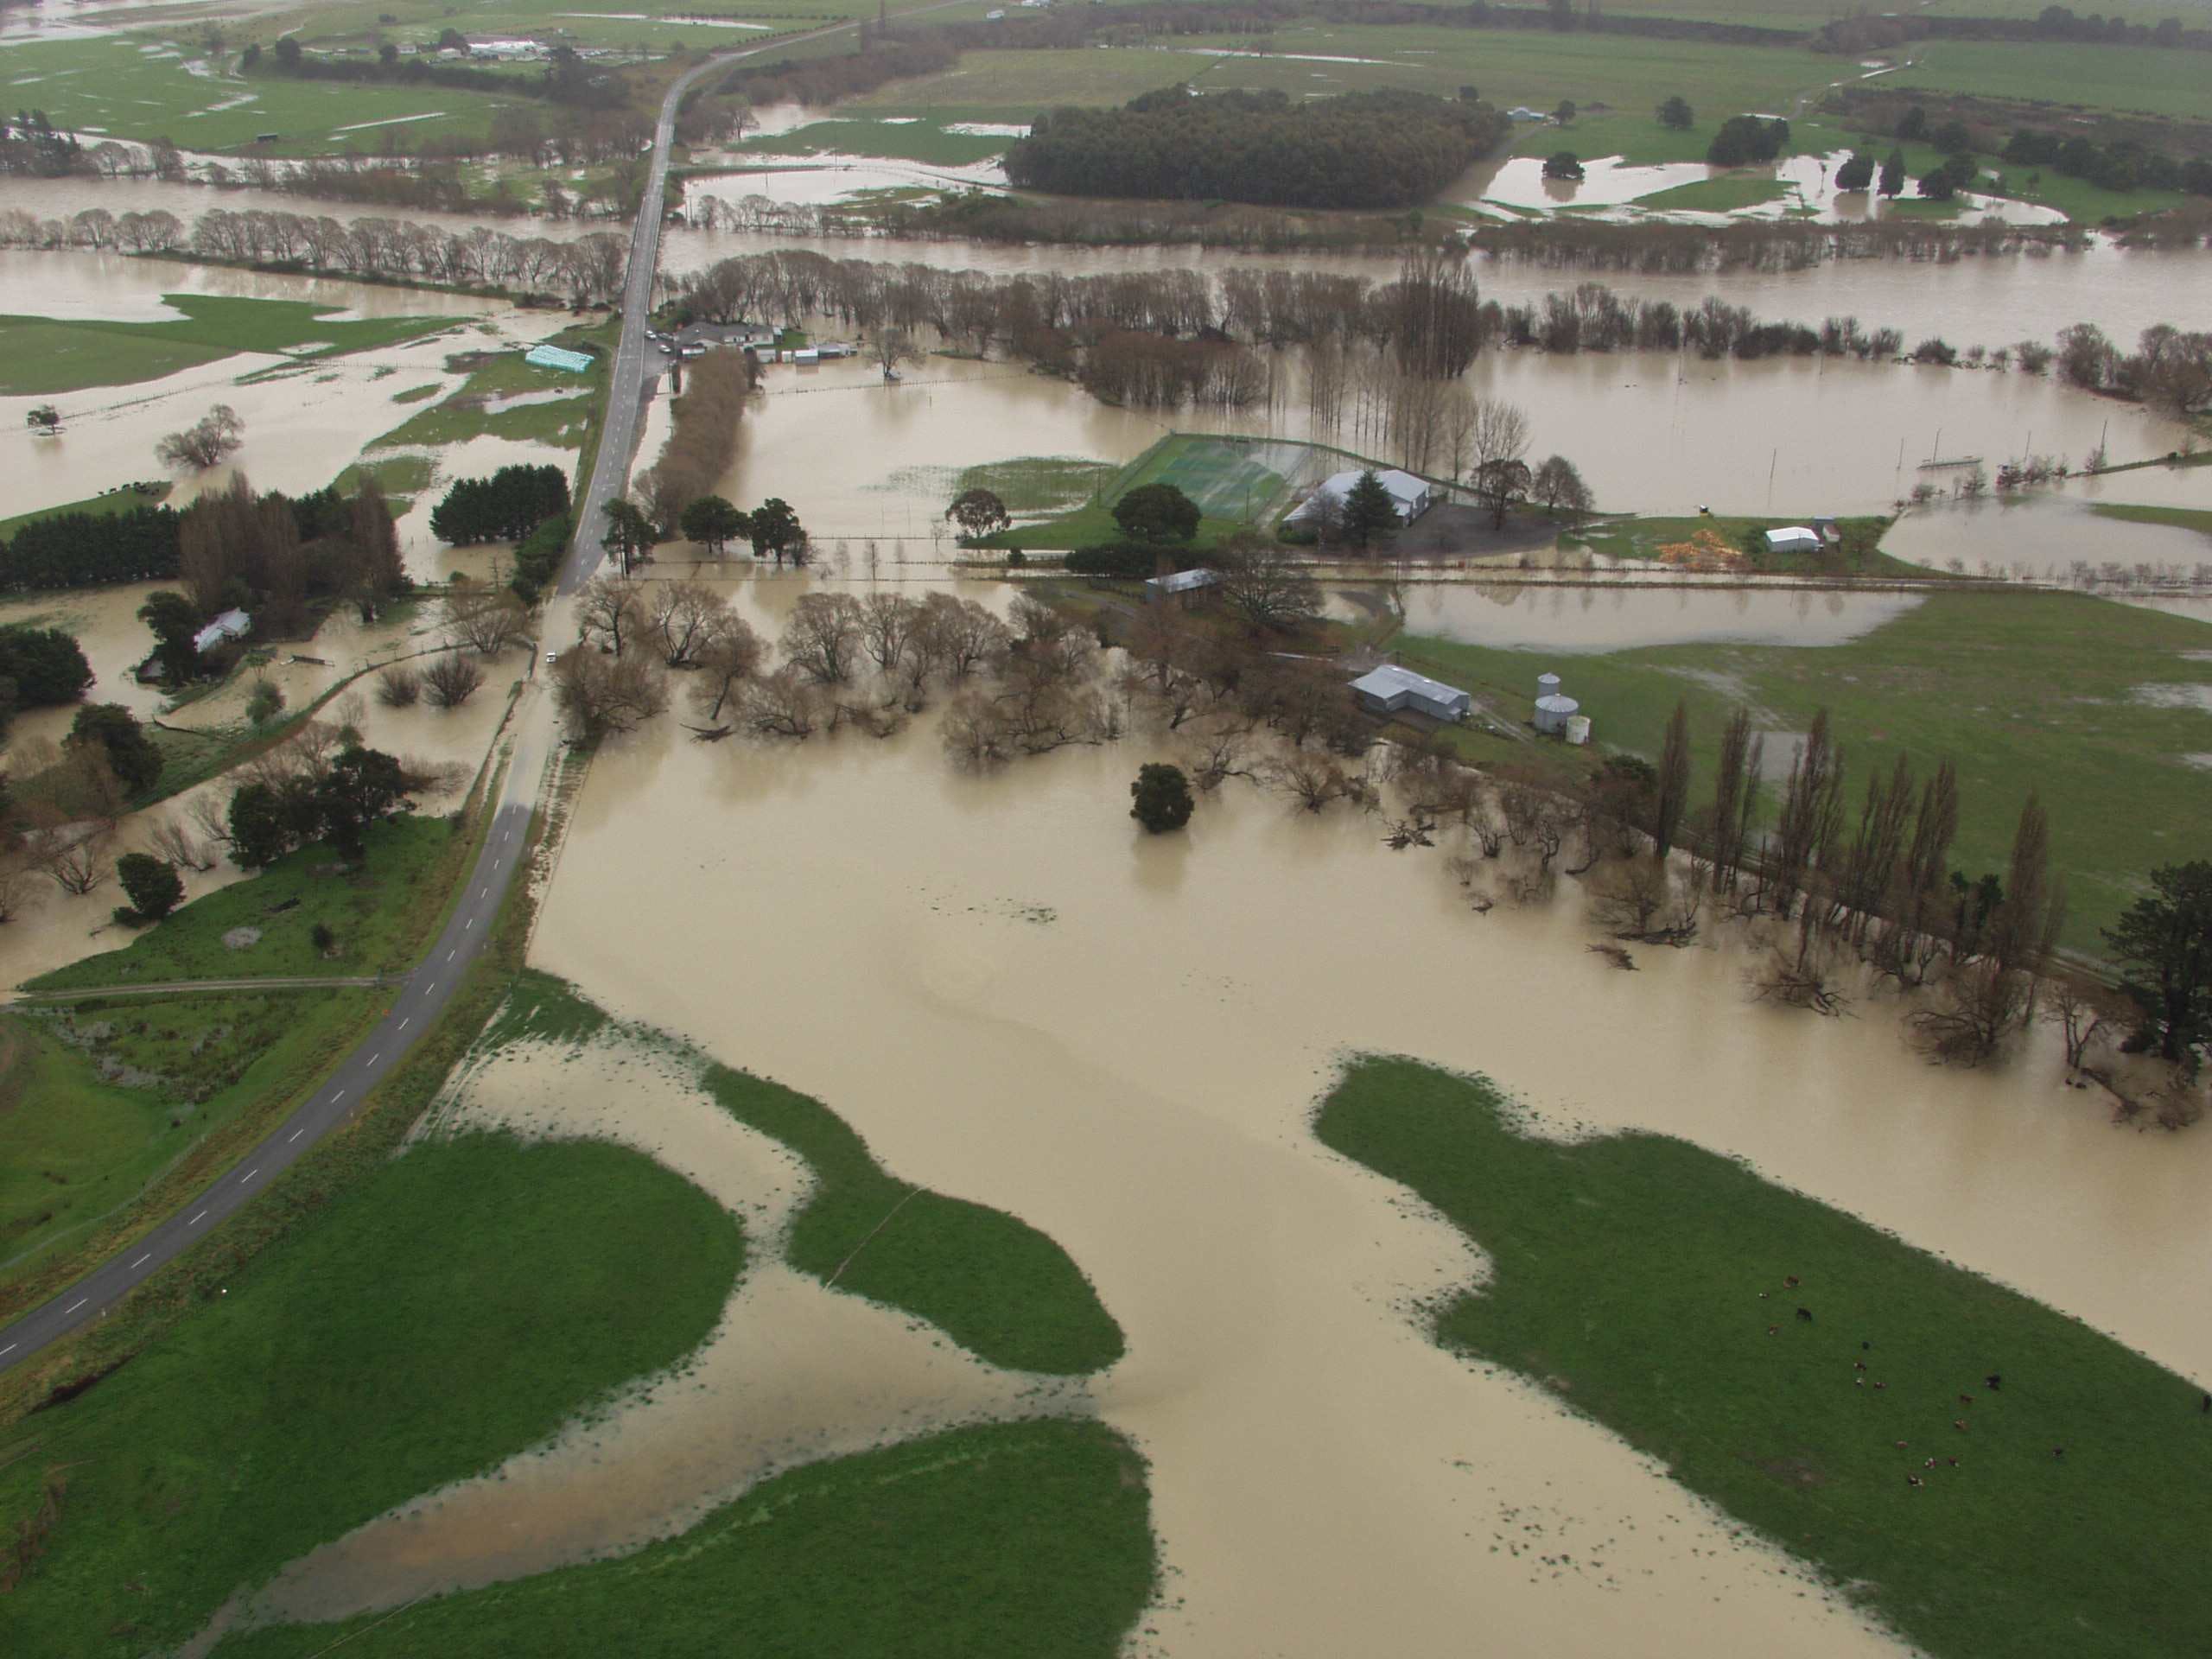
1764,526,1821,555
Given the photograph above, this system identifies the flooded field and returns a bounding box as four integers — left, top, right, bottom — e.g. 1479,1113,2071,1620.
1372,581,1929,652
521,604,2212,1656
1885,492,2212,579
728,350,2197,537
0,251,580,528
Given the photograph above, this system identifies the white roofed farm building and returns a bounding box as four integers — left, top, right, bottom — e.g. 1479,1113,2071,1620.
1351,664,1471,722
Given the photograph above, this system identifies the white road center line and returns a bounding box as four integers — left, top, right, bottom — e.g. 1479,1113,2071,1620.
448,949,458,962
0,1344,15,1357
368,1052,382,1066
132,1255,151,1269
65,1299,87,1314
191,1211,208,1225
290,1128,305,1142
240,1168,258,1184
398,1017,410,1032
334,1089,347,1103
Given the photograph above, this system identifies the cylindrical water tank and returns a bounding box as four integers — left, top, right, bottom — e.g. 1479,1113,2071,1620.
1536,671,1561,702
1534,694,1580,735
1565,714,1592,747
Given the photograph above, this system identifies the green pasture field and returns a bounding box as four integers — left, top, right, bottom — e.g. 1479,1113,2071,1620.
0,1134,742,1657
492,970,1128,1376
0,36,530,156
1175,25,1832,119
207,1420,1153,1659
1634,171,1792,213
30,814,457,991
1564,513,1923,579
1397,588,2212,953
369,318,613,451
0,990,366,1301
1316,1056,2212,1659
1885,38,2212,123
2089,504,2212,538
0,295,462,397
0,485,171,542
733,115,1014,165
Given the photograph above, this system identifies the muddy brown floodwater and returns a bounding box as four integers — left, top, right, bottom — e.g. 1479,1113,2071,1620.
725,352,2198,540
500,579,2212,1658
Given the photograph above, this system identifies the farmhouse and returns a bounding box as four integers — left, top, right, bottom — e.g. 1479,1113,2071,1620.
1287,467,1436,528
1351,664,1471,721
1764,525,1821,555
191,607,252,655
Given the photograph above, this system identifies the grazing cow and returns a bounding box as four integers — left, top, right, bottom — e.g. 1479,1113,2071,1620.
1906,1475,1923,1489
2051,1446,2065,1460
1958,1394,1974,1408
1986,1373,2003,1391
1945,1457,1959,1468
1894,1440,1908,1450
1784,1274,1801,1288
1854,1360,1867,1371
1796,1307,1815,1323
1923,1458,1936,1469
1766,1325,1778,1337
1855,1377,1865,1387
1953,1419,1968,1433
1874,1382,1888,1391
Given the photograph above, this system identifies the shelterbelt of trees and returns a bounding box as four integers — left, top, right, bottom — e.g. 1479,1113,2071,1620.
1003,88,1510,212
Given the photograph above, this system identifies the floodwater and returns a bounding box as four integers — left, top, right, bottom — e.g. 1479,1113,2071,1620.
241,1036,1069,1628
514,629,2212,1658
4,175,2209,352
0,252,581,525
1379,581,1929,652
723,350,2197,536
1885,491,2212,580
682,153,1005,213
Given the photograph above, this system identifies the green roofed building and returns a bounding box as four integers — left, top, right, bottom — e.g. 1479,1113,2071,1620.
524,345,595,373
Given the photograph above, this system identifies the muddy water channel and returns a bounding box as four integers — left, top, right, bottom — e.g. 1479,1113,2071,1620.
1375,581,1929,652
502,601,2212,1657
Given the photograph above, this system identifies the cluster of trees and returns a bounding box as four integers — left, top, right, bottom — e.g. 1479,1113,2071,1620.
1819,7,2207,53
429,465,572,547
0,503,181,593
2001,128,2212,199
2049,321,2212,412
166,474,406,644
245,40,626,109
0,626,94,736
1004,88,1509,211
509,514,573,603
1080,332,1266,410
1706,115,1790,168
634,353,749,535
0,207,632,305
1491,283,1905,361
224,737,416,868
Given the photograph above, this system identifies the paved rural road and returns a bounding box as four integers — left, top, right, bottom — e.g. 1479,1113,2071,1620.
0,19,890,1373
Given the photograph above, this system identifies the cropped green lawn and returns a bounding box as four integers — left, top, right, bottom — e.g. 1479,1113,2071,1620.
208,1419,1152,1659
370,320,613,452
0,1134,742,1656
30,815,456,991
0,36,530,156
1315,1057,2212,1659
0,992,367,1304
0,296,461,396
1400,588,2212,952
499,971,1127,1376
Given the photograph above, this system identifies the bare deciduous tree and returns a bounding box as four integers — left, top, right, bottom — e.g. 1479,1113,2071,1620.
551,648,667,741
576,575,644,657
688,611,766,721
156,404,244,471
740,664,825,739
780,593,866,684
147,814,219,872
376,664,423,708
445,590,529,656
647,581,729,668
423,653,487,709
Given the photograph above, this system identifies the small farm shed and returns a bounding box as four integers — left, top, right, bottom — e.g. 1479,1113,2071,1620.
525,344,595,374
192,608,252,654
1287,467,1436,528
1351,664,1471,721
1764,526,1821,555
1143,568,1222,606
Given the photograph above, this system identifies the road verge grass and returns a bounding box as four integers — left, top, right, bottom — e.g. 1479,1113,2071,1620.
1313,1055,2212,1659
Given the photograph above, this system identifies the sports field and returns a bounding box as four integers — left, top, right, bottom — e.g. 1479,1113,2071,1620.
1000,434,1319,548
